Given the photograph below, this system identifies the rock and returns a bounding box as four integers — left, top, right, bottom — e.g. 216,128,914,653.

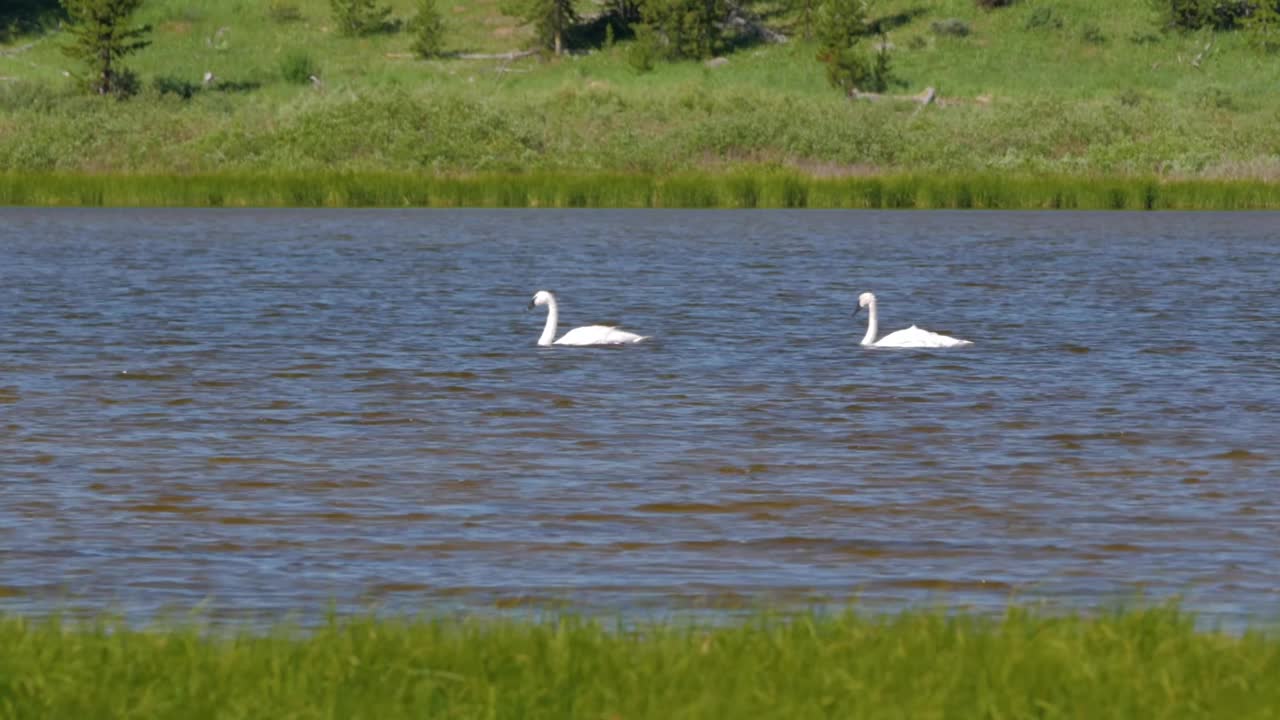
930,18,971,37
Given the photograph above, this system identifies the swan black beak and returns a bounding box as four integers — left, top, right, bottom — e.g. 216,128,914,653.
526,300,535,311
851,305,863,318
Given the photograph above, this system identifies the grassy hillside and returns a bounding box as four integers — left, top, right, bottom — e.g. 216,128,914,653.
1,0,1278,183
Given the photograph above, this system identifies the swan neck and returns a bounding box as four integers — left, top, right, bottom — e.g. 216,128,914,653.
861,300,878,346
538,296,559,346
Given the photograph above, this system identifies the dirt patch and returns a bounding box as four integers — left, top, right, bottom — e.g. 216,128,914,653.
1199,158,1280,182
780,160,889,178
160,20,193,35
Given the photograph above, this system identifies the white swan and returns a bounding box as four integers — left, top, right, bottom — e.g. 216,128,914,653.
527,290,647,347
854,292,972,348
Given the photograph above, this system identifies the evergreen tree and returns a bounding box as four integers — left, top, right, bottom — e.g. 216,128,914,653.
814,0,888,94
59,0,150,95
790,0,817,39
604,0,644,24
1244,0,1280,53
409,0,446,58
502,0,577,55
639,0,727,59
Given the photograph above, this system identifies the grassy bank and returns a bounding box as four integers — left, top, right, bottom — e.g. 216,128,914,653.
2,0,1280,196
1,605,1278,719
6,171,1280,209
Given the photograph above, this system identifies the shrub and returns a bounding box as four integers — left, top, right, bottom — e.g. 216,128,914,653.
626,25,658,72
1025,6,1062,30
1198,86,1237,110
330,0,393,36
1081,23,1106,43
1153,0,1252,31
975,0,1015,8
1118,88,1147,106
0,79,74,113
280,50,319,84
107,67,141,98
267,0,303,22
931,18,971,37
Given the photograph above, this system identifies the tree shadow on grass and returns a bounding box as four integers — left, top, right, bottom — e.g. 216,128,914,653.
866,6,930,34
153,75,262,100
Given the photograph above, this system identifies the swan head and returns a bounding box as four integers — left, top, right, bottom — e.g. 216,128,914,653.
527,290,554,310
853,292,876,316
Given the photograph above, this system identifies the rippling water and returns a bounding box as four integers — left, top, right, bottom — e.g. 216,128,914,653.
1,208,1278,624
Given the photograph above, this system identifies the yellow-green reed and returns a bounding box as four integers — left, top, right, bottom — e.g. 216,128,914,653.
4,171,1280,209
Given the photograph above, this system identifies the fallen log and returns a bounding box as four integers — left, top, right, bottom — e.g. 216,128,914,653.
453,50,540,61
0,42,38,56
847,86,994,108
849,86,937,105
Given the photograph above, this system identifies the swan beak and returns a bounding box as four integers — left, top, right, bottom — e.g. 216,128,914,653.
526,300,534,311
851,306,862,318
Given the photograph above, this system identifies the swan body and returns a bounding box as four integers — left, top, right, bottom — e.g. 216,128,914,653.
528,290,646,347
855,292,972,348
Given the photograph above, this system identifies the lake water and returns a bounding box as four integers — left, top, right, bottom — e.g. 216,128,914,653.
1,208,1278,625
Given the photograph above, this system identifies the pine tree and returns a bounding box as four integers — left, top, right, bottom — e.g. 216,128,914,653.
639,0,727,60
790,0,817,39
604,0,643,24
502,0,577,55
1244,0,1280,53
409,0,446,58
814,0,888,94
59,0,151,96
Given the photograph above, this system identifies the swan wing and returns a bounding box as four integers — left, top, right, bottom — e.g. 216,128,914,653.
874,325,972,348
554,325,647,346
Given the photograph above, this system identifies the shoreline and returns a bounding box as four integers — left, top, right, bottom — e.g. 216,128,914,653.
4,171,1280,210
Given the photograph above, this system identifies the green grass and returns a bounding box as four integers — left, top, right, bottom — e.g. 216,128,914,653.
2,0,1279,204
4,170,1280,208
1,605,1278,719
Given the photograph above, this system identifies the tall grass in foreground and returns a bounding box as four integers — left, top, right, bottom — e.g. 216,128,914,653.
3,171,1280,209
1,605,1278,719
